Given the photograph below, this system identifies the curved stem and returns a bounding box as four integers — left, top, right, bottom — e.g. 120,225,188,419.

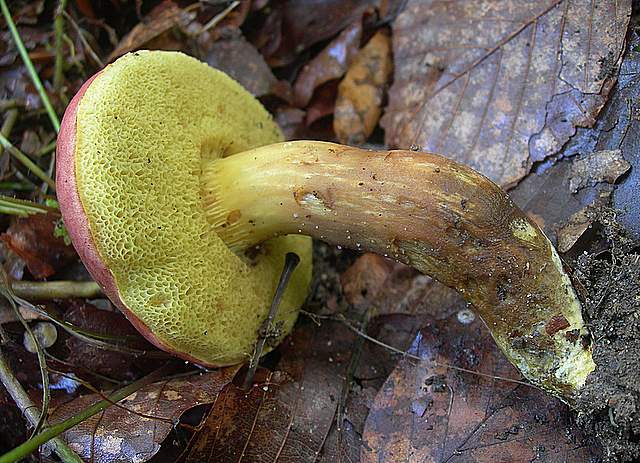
203,140,594,402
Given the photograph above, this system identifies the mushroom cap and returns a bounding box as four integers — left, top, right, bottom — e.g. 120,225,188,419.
56,50,312,366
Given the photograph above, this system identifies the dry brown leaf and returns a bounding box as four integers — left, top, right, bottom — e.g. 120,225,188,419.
293,21,362,108
362,315,596,462
51,368,237,463
184,320,358,462
1,212,75,279
382,0,631,187
63,300,163,381
334,30,393,145
203,27,281,99
305,80,340,126
341,253,395,308
108,1,196,61
256,0,376,67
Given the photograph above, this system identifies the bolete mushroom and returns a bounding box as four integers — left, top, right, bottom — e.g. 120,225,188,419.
57,50,594,403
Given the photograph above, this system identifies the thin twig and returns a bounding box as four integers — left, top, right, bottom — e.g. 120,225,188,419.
12,280,101,300
0,350,83,463
301,311,538,389
0,133,56,190
0,364,172,463
0,0,60,133
0,269,51,436
199,0,240,34
0,108,18,158
63,11,104,68
243,252,300,390
14,295,170,357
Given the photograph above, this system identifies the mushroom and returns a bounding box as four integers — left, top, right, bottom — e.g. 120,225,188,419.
57,50,594,403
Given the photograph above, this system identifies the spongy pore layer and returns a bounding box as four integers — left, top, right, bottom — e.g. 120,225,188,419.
73,50,312,366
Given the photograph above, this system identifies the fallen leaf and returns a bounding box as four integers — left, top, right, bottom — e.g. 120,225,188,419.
203,27,283,99
510,29,640,244
275,107,306,140
341,253,395,308
568,149,630,193
334,29,393,145
107,1,196,61
63,300,163,381
382,0,631,187
256,0,376,67
184,319,357,462
362,315,596,462
305,80,339,127
1,212,76,279
51,368,237,463
556,195,609,253
293,21,362,108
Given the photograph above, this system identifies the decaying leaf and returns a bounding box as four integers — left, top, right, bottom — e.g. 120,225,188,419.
362,315,596,462
340,253,394,308
293,21,362,108
383,0,631,187
510,29,640,246
184,320,358,462
51,368,237,463
63,300,163,381
1,212,76,279
255,0,376,67
305,80,340,126
203,27,282,99
568,149,630,193
108,2,196,61
556,194,609,252
334,30,393,145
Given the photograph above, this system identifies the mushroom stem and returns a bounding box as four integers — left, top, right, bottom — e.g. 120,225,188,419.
203,140,595,402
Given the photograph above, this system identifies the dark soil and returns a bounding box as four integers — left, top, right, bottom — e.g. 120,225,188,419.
574,212,640,462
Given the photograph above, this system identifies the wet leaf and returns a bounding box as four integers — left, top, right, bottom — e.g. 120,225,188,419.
293,21,362,108
362,315,596,462
184,320,358,462
334,29,393,145
382,0,631,187
1,212,75,279
107,1,196,61
51,368,237,463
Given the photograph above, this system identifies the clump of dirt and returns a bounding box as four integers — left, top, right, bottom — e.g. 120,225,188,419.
574,211,640,462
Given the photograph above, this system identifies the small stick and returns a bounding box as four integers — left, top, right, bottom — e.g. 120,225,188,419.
0,133,56,190
242,252,300,390
11,280,101,300
0,350,83,463
0,364,171,463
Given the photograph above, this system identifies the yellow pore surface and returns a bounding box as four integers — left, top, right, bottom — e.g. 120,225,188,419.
74,50,312,366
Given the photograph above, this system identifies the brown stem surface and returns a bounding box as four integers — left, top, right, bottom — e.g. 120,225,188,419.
203,141,594,401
